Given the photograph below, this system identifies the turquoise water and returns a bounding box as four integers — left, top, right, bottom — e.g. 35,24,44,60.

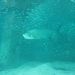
0,0,75,75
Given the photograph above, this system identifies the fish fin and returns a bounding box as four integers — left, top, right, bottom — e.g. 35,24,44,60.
56,25,62,36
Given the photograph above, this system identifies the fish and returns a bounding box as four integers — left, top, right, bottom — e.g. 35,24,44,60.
23,26,62,41
23,29,54,39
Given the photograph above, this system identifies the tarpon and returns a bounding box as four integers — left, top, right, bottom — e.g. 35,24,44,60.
23,27,61,41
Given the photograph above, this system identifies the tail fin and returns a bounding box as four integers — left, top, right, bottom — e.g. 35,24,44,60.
56,25,62,37
51,25,62,43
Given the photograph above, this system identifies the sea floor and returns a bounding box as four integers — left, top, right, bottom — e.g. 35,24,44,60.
0,61,75,75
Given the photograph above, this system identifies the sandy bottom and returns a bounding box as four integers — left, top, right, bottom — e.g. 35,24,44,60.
0,61,75,75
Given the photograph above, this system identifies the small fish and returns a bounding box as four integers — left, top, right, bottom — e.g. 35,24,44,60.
23,26,61,41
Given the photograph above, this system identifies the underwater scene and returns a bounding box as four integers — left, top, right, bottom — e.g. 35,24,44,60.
0,0,75,75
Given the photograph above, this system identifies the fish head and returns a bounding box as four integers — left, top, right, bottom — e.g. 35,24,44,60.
23,30,36,39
